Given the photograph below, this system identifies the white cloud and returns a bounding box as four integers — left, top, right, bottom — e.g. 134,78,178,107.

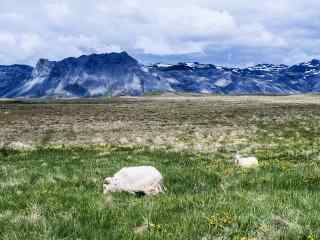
44,2,71,25
233,23,287,48
135,36,209,55
0,32,16,47
0,0,319,65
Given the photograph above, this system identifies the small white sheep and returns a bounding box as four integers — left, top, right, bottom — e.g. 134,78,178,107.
103,166,164,196
7,141,34,151
234,153,259,168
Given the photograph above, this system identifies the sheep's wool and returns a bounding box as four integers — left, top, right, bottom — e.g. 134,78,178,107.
235,154,259,168
103,166,164,196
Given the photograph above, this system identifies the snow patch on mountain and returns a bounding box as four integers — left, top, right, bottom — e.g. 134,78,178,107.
214,78,232,87
127,74,142,91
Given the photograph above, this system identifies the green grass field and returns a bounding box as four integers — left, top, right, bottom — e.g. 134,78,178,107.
1,95,320,239
1,145,320,240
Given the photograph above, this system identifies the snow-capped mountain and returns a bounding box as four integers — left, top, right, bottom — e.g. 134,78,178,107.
0,52,320,98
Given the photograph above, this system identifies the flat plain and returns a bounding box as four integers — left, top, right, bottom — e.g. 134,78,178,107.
1,95,320,239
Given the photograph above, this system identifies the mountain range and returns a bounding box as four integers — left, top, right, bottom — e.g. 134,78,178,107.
1,51,320,98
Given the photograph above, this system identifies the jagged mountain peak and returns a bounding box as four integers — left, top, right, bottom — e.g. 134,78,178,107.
36,58,53,64
60,51,138,66
308,59,320,66
7,52,145,97
33,59,55,76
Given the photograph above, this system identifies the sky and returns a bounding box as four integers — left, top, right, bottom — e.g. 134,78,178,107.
0,0,320,66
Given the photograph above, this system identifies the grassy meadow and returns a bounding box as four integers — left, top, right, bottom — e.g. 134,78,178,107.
1,95,320,239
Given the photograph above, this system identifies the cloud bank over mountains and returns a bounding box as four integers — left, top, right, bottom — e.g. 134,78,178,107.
0,0,319,66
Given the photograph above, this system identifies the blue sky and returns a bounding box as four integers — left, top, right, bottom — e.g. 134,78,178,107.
0,0,319,66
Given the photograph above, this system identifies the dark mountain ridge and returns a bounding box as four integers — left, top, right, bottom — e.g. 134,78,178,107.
1,52,320,97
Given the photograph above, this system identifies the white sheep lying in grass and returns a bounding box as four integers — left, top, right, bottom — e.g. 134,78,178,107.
234,153,259,168
103,166,164,196
7,141,34,151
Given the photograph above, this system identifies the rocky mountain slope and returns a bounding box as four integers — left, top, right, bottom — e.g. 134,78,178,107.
0,65,33,97
1,52,320,97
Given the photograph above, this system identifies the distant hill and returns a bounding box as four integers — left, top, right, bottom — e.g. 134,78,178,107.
1,52,320,97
